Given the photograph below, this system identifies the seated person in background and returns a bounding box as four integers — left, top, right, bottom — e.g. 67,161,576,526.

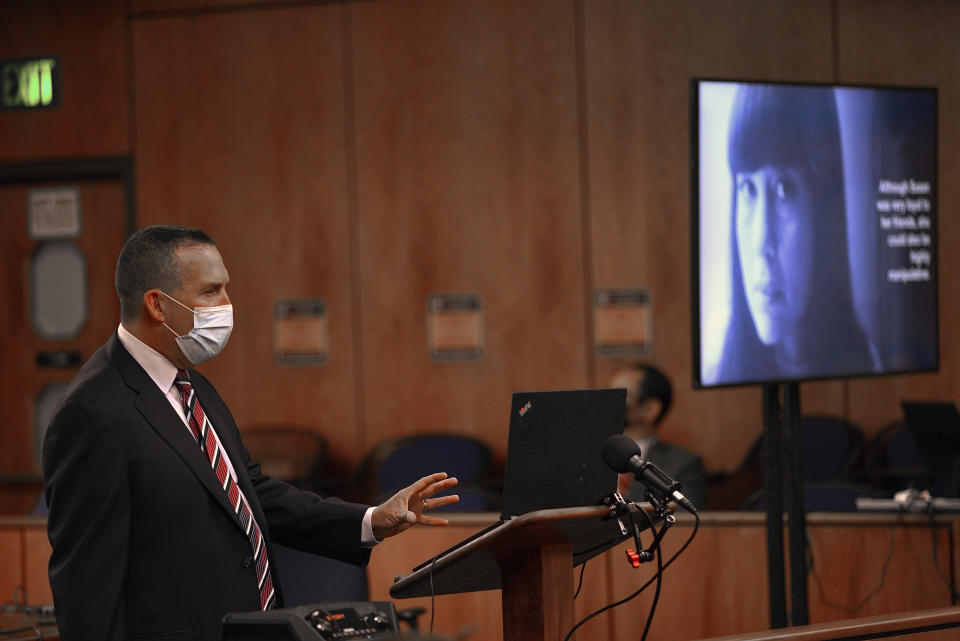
610,364,706,510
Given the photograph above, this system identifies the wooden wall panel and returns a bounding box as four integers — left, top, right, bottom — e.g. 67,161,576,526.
583,0,839,473
131,5,362,465
0,0,129,161
3,0,960,500
607,519,773,640
837,1,960,433
6,512,954,640
0,520,51,607
0,181,126,482
350,0,588,459
607,515,954,641
0,528,22,606
805,521,953,621
367,513,957,641
23,525,52,605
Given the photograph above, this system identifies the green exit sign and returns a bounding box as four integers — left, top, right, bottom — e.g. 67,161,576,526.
2,56,60,110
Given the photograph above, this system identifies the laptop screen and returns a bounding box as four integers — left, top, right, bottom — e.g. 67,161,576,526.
901,401,960,482
500,388,626,520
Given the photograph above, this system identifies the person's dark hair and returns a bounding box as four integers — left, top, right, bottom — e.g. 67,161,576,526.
115,225,215,322
716,85,872,383
632,364,672,425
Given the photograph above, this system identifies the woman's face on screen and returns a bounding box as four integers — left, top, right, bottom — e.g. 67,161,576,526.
735,165,815,346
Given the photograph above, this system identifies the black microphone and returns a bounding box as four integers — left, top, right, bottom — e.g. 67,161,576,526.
601,434,698,513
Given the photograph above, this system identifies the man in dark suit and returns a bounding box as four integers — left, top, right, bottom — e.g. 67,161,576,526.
611,364,706,510
43,225,458,641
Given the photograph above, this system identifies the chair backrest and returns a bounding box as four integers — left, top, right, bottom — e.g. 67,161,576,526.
800,415,865,481
242,426,327,489
864,418,938,493
885,421,925,467
271,544,426,631
728,415,864,509
365,433,493,510
734,415,864,484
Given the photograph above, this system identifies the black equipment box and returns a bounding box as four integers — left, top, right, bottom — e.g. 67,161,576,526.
222,601,398,641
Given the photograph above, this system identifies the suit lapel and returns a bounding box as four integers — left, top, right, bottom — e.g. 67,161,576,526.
108,335,246,533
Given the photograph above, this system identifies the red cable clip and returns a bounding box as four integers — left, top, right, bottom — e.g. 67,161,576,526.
625,548,641,568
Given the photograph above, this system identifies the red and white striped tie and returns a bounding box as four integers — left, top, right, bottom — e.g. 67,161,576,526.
174,370,276,611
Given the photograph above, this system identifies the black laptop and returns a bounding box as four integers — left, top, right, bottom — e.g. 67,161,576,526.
499,388,626,517
411,387,626,571
901,401,960,496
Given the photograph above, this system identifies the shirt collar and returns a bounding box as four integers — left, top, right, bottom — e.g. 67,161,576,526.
117,323,180,395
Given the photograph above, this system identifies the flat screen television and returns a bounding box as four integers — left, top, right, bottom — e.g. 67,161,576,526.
691,79,938,388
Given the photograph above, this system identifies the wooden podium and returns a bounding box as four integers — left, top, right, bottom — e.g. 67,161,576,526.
390,505,641,641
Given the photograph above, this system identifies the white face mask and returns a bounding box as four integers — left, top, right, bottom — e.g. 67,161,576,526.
160,291,234,365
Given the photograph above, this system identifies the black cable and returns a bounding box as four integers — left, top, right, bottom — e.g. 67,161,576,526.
637,506,663,641
927,507,960,602
0,626,42,640
562,510,700,641
573,559,587,600
808,523,895,614
627,509,648,562
1,587,46,639
428,556,438,635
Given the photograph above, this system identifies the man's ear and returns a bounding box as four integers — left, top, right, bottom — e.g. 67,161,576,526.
143,290,167,323
639,397,663,425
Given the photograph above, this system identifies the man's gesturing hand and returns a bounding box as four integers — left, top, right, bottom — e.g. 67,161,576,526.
371,472,459,540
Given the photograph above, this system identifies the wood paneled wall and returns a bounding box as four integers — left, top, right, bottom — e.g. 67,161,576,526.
0,182,128,475
350,1,589,446
582,0,841,466
0,0,129,161
0,518,53,606
3,0,960,487
837,1,960,433
131,4,366,463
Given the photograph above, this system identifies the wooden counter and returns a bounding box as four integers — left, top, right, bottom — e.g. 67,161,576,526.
3,512,956,641
0,517,52,608
367,511,957,641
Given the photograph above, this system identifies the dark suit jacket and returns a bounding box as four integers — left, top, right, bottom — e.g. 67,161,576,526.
628,438,706,510
43,333,370,641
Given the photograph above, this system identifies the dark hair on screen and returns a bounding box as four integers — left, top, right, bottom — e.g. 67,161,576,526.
629,364,672,425
115,225,215,322
716,84,873,384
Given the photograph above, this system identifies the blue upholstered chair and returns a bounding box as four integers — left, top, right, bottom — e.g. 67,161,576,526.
799,415,865,481
738,415,868,511
364,433,498,512
863,419,939,494
272,544,368,605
